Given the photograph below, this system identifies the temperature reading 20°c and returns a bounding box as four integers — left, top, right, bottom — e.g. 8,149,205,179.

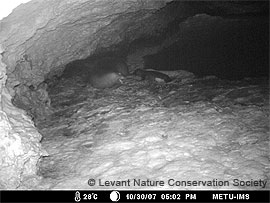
83,193,98,200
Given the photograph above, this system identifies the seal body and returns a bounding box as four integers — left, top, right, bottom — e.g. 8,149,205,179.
133,69,172,83
88,71,124,89
93,57,129,76
84,57,128,89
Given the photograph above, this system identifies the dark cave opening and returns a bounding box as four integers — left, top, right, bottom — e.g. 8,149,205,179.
144,15,269,80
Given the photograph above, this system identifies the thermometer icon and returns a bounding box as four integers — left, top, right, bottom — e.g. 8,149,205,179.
75,191,81,202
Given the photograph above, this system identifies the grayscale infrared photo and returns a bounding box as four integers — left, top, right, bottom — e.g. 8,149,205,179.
0,0,269,202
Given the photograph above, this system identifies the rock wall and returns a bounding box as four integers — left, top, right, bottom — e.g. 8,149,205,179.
0,46,44,189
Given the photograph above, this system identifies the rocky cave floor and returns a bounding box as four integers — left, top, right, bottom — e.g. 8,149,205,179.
34,73,269,190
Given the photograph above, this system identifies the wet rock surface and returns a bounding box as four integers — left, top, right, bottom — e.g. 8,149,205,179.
35,73,269,189
0,47,44,189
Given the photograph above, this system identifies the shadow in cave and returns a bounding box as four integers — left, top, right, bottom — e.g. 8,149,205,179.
144,15,269,80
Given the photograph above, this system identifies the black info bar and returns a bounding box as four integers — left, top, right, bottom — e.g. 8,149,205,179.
0,190,269,203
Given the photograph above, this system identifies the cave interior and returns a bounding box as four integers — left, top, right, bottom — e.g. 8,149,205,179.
0,0,269,190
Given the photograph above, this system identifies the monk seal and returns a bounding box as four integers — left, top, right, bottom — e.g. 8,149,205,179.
84,56,128,89
91,57,129,76
88,70,124,89
133,69,172,83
